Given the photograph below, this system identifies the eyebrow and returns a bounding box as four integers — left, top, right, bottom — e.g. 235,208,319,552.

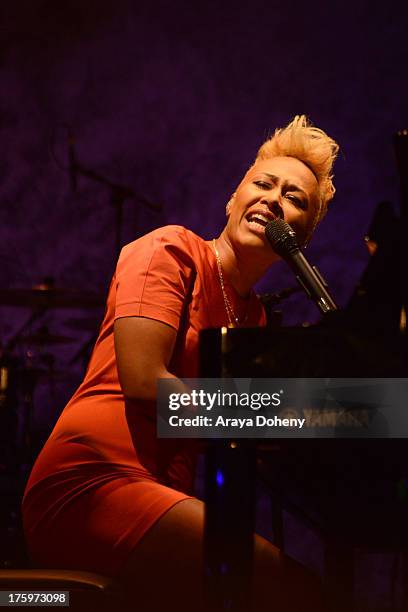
261,173,308,197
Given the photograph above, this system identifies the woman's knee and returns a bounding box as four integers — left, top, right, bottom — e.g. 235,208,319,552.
117,498,205,610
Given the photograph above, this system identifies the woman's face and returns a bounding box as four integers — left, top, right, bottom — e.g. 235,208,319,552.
225,156,320,255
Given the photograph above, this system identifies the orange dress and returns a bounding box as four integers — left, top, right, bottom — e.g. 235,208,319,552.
22,226,266,577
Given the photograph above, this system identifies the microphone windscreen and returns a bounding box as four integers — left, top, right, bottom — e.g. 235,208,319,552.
265,219,299,256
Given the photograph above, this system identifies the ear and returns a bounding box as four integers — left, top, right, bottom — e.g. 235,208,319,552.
226,193,236,217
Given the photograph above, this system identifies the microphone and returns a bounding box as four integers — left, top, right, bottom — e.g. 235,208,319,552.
265,218,338,314
68,130,77,192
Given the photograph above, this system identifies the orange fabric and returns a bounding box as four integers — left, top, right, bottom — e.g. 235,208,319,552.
22,226,266,576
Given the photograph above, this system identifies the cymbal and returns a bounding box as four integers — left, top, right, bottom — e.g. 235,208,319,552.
0,286,104,309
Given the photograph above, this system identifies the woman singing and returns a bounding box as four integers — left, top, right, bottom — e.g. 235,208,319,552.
23,115,338,611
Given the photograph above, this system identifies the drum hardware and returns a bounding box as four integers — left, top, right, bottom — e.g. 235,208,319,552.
0,278,93,471
0,277,103,434
0,352,18,415
0,361,9,408
0,353,22,473
0,277,101,466
2,352,73,471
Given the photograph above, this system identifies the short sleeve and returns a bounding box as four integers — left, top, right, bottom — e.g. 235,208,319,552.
114,226,196,331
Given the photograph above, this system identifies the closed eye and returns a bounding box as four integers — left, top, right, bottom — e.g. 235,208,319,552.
253,180,271,190
285,194,307,210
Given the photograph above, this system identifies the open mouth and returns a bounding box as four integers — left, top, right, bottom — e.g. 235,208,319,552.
246,213,270,228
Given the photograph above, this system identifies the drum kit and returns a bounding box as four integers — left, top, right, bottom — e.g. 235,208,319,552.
0,131,163,475
0,279,105,472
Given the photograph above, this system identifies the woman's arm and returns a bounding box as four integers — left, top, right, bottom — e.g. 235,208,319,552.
114,316,178,401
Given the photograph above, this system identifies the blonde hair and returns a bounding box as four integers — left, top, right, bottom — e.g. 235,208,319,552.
255,115,339,226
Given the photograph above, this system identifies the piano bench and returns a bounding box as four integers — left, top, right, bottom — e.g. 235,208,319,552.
0,569,133,611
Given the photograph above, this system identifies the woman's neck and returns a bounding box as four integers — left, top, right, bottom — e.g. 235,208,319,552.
211,231,278,297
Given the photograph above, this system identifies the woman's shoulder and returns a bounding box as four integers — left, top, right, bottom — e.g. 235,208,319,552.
121,225,206,256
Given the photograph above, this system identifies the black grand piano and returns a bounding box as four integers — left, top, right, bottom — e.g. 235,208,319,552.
200,133,408,612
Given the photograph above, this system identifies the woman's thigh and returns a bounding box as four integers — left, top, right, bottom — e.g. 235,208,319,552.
118,498,325,612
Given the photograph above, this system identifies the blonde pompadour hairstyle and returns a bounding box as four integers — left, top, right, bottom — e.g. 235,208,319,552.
255,115,339,227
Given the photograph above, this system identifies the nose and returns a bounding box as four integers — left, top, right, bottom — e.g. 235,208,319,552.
260,191,285,220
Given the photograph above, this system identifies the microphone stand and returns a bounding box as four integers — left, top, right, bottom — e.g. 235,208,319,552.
67,155,164,374
72,161,163,259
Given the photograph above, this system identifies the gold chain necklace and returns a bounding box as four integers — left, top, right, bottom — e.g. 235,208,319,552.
212,239,249,328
